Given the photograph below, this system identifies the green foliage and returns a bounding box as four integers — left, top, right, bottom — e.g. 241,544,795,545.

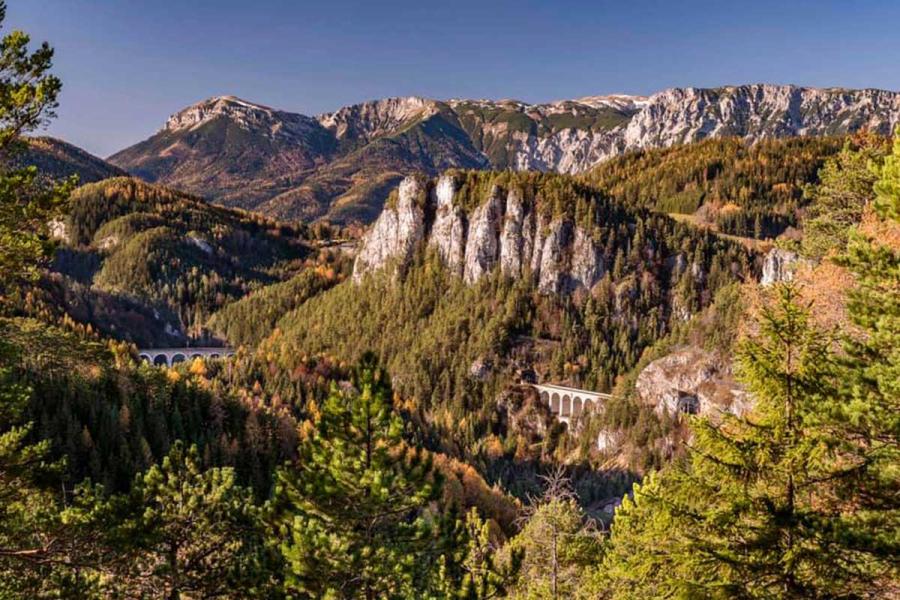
273,354,459,598
0,0,70,302
0,359,66,595
56,176,309,337
206,266,341,347
801,132,888,259
599,283,896,598
1,316,293,496
823,134,900,584
80,442,278,599
584,136,846,238
450,507,521,600
266,170,751,477
503,470,601,600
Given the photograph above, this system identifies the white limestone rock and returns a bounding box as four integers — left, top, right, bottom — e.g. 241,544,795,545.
537,220,569,294
570,227,605,292
499,189,526,276
635,345,745,417
429,175,466,276
463,186,504,283
760,247,804,286
352,176,426,282
47,217,69,243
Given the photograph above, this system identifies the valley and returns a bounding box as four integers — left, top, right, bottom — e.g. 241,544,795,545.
1,4,898,597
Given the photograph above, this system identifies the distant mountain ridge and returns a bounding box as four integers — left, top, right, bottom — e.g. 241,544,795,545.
18,136,126,183
108,84,900,224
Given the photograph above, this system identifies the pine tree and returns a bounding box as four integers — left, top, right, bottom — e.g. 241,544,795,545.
0,7,80,587
273,353,456,599
0,362,63,593
94,442,275,599
801,132,888,259
0,0,70,303
823,133,900,591
599,284,866,598
504,468,600,600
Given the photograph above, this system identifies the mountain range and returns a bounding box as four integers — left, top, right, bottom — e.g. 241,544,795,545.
107,84,900,224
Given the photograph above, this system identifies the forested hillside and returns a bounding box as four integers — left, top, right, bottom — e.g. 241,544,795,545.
16,136,126,183
584,135,849,238
30,177,313,345
1,5,897,598
219,170,755,491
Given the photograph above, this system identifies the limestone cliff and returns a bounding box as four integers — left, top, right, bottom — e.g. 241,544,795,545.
634,346,749,417
760,247,807,285
353,174,607,294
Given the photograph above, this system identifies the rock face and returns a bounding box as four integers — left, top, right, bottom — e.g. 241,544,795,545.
635,346,748,417
761,248,804,285
622,85,900,152
110,85,900,224
162,96,325,143
352,177,426,281
318,96,438,144
353,174,605,294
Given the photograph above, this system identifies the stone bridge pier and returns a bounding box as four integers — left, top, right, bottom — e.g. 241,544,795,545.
531,383,612,425
138,347,234,368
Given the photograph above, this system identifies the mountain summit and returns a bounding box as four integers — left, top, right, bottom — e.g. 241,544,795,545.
108,84,900,224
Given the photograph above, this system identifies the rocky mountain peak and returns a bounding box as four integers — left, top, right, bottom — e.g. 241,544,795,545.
163,95,322,141
567,94,649,112
317,96,439,142
622,84,900,150
113,83,900,225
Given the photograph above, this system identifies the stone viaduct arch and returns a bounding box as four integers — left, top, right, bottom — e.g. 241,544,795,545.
532,383,613,425
138,347,234,368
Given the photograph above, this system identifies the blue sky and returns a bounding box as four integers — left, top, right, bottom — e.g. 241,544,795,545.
9,0,900,157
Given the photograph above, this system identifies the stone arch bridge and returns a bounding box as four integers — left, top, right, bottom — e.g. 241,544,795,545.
138,347,234,368
532,383,613,424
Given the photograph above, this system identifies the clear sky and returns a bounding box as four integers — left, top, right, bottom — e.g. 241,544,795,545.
8,0,900,157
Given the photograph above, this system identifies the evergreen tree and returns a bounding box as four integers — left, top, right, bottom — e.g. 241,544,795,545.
0,0,70,302
0,362,64,595
599,284,869,598
451,508,520,600
822,133,900,591
93,442,276,599
504,468,600,600
801,132,888,259
0,6,83,593
273,353,458,599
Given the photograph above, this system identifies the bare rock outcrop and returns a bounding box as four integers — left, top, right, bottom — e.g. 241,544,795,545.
352,177,426,282
463,187,504,283
353,174,607,295
635,345,748,417
760,247,807,286
429,175,467,276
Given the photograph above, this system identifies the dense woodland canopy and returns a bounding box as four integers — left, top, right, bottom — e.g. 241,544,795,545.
0,6,898,598
584,135,849,238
